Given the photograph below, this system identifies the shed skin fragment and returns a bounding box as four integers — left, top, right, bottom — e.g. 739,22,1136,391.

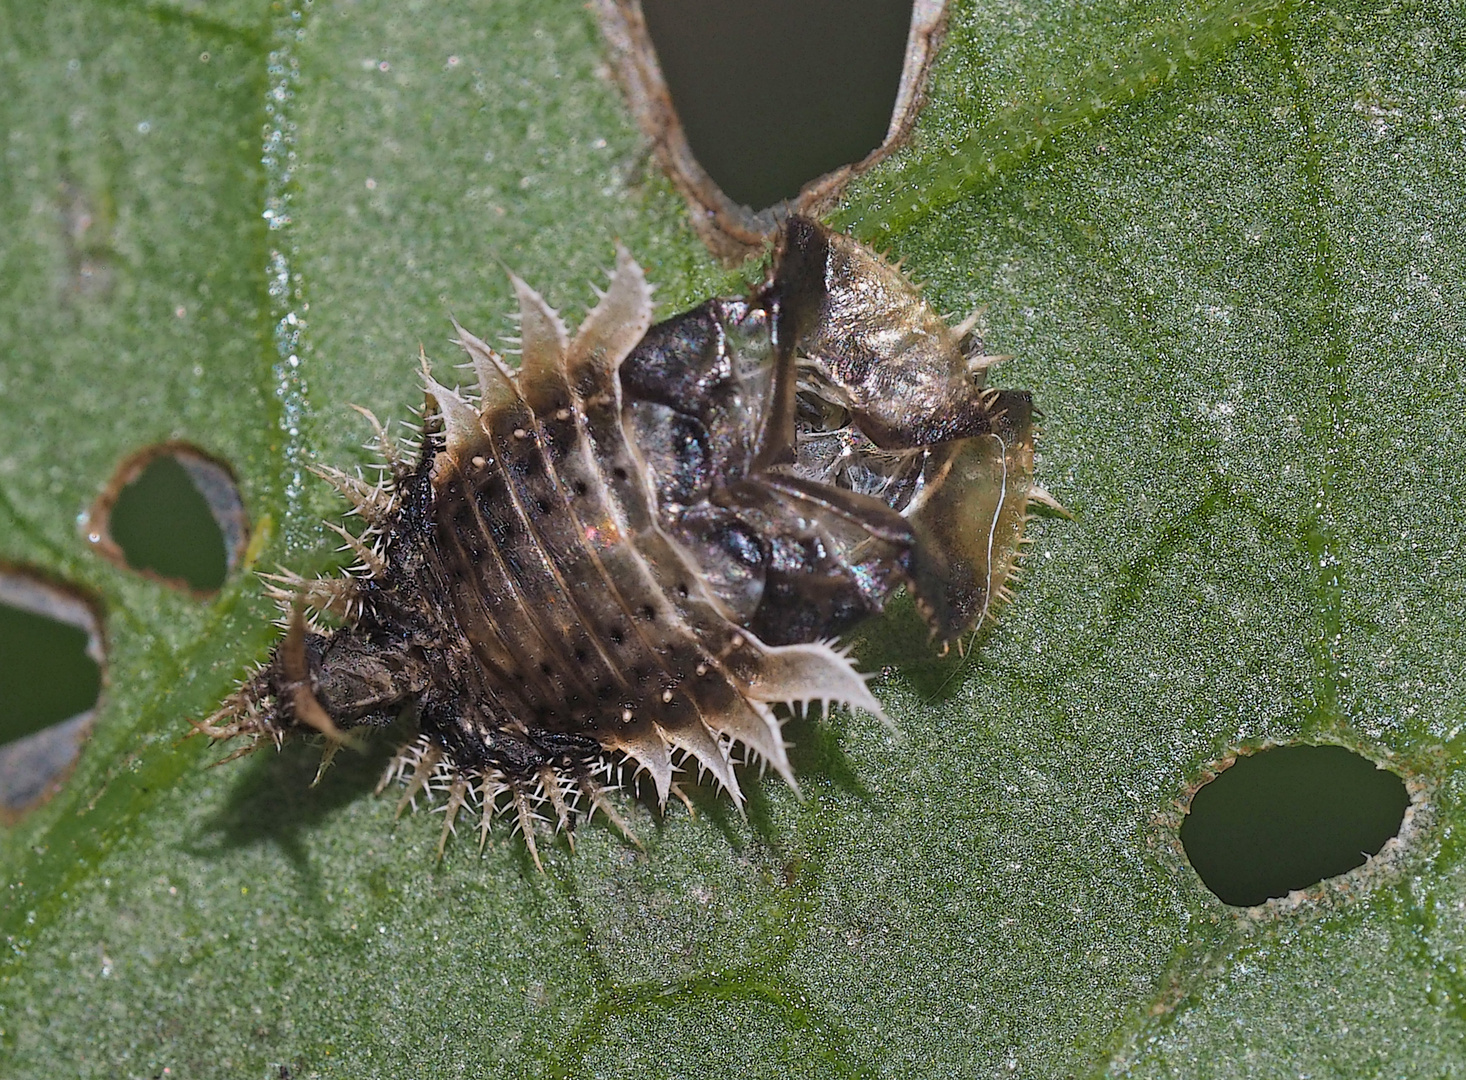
198,217,1040,855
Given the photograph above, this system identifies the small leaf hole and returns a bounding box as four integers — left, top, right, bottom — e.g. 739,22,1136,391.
0,570,104,818
1180,744,1410,907
640,0,914,209
86,444,248,595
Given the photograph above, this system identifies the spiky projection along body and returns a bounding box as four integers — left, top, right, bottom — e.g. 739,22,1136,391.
203,217,1040,864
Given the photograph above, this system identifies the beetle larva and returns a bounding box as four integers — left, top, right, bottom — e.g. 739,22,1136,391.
199,217,1041,863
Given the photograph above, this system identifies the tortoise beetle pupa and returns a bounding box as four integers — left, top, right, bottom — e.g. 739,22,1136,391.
199,217,1046,865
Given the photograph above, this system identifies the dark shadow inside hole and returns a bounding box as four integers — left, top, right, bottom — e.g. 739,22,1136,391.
107,454,229,592
0,575,104,817
641,0,914,209
0,601,100,747
1180,745,1410,907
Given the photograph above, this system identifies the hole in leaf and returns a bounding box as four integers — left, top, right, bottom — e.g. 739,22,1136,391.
86,444,248,595
0,570,104,818
1181,744,1410,907
598,0,945,260
640,0,915,209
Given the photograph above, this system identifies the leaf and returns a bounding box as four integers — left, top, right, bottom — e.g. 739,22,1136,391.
2,0,1464,1076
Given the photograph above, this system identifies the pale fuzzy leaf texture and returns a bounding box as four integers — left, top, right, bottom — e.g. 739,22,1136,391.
1,0,1464,1077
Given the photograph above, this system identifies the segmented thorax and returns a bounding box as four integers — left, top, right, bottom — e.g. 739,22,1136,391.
200,217,1043,862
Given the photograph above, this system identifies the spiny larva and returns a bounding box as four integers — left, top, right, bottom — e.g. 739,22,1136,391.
199,217,1047,865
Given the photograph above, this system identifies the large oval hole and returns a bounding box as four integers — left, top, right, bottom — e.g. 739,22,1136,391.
86,444,248,595
0,571,104,817
1180,744,1410,907
640,0,915,209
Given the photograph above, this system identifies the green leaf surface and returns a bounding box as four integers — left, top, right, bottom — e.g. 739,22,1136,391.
2,0,1463,1076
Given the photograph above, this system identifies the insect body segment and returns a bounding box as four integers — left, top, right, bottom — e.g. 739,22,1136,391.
201,217,1039,860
